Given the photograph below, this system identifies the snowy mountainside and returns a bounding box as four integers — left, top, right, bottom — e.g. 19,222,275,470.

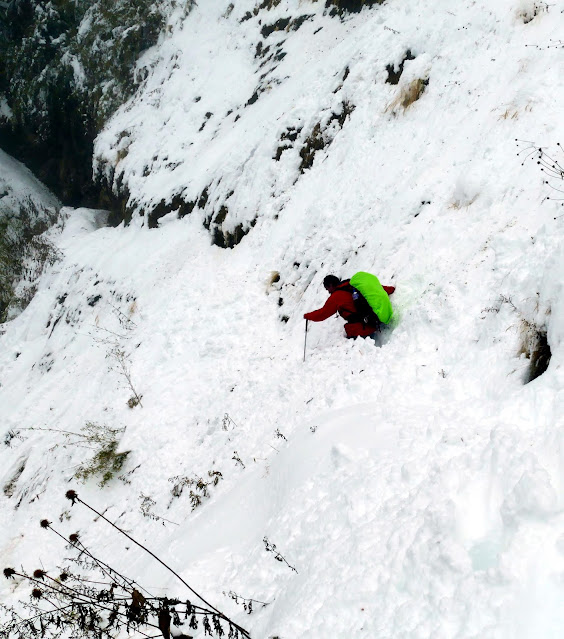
95,0,562,243
2,0,564,637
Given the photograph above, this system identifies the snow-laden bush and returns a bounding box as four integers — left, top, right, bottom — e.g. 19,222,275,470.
516,0,550,24
68,422,130,487
0,149,60,320
0,202,60,322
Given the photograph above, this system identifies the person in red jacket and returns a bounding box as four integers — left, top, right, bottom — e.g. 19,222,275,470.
304,275,394,339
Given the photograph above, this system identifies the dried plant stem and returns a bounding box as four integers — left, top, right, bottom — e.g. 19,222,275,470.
9,571,161,636
46,522,150,596
69,493,250,638
110,347,143,407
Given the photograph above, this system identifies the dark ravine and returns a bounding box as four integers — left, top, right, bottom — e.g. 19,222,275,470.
0,0,178,209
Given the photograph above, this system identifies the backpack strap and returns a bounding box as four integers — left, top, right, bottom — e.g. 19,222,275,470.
338,281,377,325
333,281,362,322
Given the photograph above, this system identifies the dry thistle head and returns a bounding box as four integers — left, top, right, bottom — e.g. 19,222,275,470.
3,568,16,579
59,572,69,582
33,569,46,580
69,533,80,544
40,519,51,529
31,588,43,599
65,490,78,504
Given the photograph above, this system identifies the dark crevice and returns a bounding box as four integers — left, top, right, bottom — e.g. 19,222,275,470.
325,0,385,16
524,330,551,384
273,126,303,161
261,17,291,38
260,14,314,39
386,50,415,85
298,101,355,172
147,194,196,228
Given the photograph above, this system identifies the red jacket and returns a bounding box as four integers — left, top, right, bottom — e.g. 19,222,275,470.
304,281,395,323
304,280,396,322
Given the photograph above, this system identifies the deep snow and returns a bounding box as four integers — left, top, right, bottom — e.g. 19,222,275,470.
2,0,564,637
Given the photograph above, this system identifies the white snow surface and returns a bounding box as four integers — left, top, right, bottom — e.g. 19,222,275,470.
2,0,564,638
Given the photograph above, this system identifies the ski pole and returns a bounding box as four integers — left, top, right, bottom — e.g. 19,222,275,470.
303,319,309,362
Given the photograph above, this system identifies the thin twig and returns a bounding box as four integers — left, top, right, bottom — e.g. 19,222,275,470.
46,523,152,597
69,493,250,638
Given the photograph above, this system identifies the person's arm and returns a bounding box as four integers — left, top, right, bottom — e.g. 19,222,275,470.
304,292,344,322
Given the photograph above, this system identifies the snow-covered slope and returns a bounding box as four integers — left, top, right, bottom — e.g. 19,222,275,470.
0,149,60,224
2,0,564,637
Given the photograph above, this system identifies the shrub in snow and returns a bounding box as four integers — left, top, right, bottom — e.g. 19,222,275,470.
263,536,298,573
516,0,550,24
223,590,271,615
222,413,239,430
127,395,142,408
139,493,180,526
169,471,224,510
2,457,27,498
107,346,143,408
3,429,23,448
519,141,564,208
71,422,130,487
0,201,60,322
273,126,303,161
386,78,429,114
232,451,246,468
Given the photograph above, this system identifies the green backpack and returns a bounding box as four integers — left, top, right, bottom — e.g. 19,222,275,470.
349,271,393,324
